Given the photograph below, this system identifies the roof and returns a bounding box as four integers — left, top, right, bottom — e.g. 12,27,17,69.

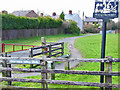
12,10,33,16
84,17,103,22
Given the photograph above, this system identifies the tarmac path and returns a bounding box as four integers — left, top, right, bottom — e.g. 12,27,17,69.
0,34,96,78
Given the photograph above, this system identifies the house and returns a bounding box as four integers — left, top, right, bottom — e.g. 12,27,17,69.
51,12,59,19
40,13,51,17
84,17,103,28
12,10,39,18
64,10,83,30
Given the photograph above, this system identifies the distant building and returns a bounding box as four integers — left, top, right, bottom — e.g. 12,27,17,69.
64,10,83,30
12,10,39,18
51,12,59,19
84,17,103,28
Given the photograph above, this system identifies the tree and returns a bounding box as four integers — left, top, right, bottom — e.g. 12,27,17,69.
107,20,116,30
59,11,65,20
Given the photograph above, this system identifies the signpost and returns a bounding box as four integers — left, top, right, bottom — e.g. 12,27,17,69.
93,0,119,89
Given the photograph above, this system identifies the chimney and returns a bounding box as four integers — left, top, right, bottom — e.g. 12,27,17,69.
52,12,56,16
69,10,72,15
40,13,43,16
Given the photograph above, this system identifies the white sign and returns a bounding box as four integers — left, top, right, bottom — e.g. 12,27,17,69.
9,59,40,64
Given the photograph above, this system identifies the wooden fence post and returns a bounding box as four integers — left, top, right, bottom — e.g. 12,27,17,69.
29,48,33,68
105,56,112,90
61,42,64,56
2,53,11,85
65,56,70,70
41,56,47,89
51,61,55,80
2,53,7,77
7,56,12,85
41,37,46,46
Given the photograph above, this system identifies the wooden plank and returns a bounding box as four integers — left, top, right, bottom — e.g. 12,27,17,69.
1,67,120,76
0,57,119,62
1,77,120,88
0,85,41,89
51,47,62,52
51,52,62,57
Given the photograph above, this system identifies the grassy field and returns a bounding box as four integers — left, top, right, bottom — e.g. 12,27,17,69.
2,34,75,52
1,33,119,89
74,33,118,58
2,34,77,53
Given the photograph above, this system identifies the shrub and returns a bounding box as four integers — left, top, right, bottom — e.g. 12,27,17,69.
65,20,80,35
84,25,100,33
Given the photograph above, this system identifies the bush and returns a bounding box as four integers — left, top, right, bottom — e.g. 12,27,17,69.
2,13,63,30
65,20,80,35
84,25,100,33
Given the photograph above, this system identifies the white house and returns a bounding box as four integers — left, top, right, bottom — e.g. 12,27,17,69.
64,10,83,30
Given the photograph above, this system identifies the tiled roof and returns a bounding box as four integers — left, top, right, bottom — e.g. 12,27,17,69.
84,17,103,22
12,10,32,16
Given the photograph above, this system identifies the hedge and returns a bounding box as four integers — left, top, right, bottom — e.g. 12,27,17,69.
2,13,63,30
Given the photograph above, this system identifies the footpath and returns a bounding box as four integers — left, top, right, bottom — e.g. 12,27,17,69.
0,34,95,78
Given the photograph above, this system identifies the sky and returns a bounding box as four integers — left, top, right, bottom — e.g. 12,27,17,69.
0,0,95,18
0,0,119,22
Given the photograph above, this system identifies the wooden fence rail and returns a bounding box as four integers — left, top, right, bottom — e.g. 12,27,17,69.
0,57,120,89
0,57,119,62
1,67,120,76
0,77,120,88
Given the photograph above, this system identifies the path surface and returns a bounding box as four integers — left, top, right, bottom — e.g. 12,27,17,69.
56,34,90,70
0,34,96,78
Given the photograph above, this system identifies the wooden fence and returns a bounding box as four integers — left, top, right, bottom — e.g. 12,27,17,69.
0,57,120,89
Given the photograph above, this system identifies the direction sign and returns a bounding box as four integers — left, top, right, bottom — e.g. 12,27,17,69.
93,0,119,19
8,59,40,64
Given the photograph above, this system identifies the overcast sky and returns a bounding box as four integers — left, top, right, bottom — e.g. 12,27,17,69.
0,0,119,22
0,0,95,17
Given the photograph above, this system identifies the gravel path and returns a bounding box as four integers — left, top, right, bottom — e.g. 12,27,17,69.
0,34,97,78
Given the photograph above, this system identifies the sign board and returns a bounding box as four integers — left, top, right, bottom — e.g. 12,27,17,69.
93,0,119,19
8,59,40,64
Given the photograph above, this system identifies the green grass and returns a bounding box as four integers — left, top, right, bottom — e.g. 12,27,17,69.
2,34,77,52
1,33,119,88
75,33,118,58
